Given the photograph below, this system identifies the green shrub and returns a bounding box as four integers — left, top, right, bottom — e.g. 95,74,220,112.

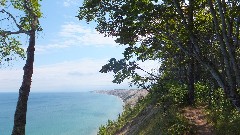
194,82,240,135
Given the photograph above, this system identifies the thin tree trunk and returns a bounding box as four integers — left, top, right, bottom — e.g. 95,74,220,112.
217,0,240,88
187,0,195,105
187,56,195,105
11,29,35,135
172,0,240,111
208,0,235,90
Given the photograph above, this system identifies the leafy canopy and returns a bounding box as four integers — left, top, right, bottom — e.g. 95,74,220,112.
0,0,42,64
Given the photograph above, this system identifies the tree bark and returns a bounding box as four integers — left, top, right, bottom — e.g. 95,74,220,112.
11,29,35,135
187,56,195,105
11,1,39,134
187,0,195,105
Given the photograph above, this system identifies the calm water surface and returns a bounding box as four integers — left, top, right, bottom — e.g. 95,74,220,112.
0,92,123,135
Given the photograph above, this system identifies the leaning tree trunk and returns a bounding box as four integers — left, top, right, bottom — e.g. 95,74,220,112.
172,0,240,111
11,29,36,135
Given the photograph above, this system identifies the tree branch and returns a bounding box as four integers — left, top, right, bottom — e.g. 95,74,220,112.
172,0,201,55
136,65,160,79
208,0,233,88
217,0,240,87
165,32,193,56
1,9,20,30
0,9,29,35
0,30,29,36
235,17,240,48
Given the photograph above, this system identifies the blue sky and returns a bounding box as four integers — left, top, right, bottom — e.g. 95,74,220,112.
0,0,159,92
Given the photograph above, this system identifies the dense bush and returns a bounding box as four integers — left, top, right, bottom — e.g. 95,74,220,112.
194,82,240,135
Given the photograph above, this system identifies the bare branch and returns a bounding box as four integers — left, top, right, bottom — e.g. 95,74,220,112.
0,9,29,35
0,30,29,35
0,9,21,30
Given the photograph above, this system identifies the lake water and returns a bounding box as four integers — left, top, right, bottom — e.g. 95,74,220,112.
0,92,123,135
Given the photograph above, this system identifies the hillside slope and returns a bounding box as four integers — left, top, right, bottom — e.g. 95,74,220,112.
96,89,215,135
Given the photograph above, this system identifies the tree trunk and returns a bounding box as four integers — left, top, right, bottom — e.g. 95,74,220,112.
187,57,195,105
186,0,195,105
11,30,35,135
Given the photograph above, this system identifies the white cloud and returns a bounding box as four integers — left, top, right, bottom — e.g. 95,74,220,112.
0,58,129,92
59,22,116,46
63,0,79,7
37,22,117,53
137,60,161,76
0,58,161,92
0,69,24,91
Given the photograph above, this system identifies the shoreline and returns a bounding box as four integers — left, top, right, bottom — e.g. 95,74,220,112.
94,89,148,108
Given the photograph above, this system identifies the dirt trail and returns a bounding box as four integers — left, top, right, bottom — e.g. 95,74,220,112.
182,106,214,135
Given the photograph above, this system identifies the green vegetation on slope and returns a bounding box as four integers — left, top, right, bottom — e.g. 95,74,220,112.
98,82,240,135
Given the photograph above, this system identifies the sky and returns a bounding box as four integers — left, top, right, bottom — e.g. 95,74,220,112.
0,0,159,92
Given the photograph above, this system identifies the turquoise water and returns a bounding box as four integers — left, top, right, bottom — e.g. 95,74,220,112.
0,92,123,135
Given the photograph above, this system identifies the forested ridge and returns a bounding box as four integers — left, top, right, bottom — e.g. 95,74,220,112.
78,0,240,134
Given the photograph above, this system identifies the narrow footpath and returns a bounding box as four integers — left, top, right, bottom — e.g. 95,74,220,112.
182,106,214,135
